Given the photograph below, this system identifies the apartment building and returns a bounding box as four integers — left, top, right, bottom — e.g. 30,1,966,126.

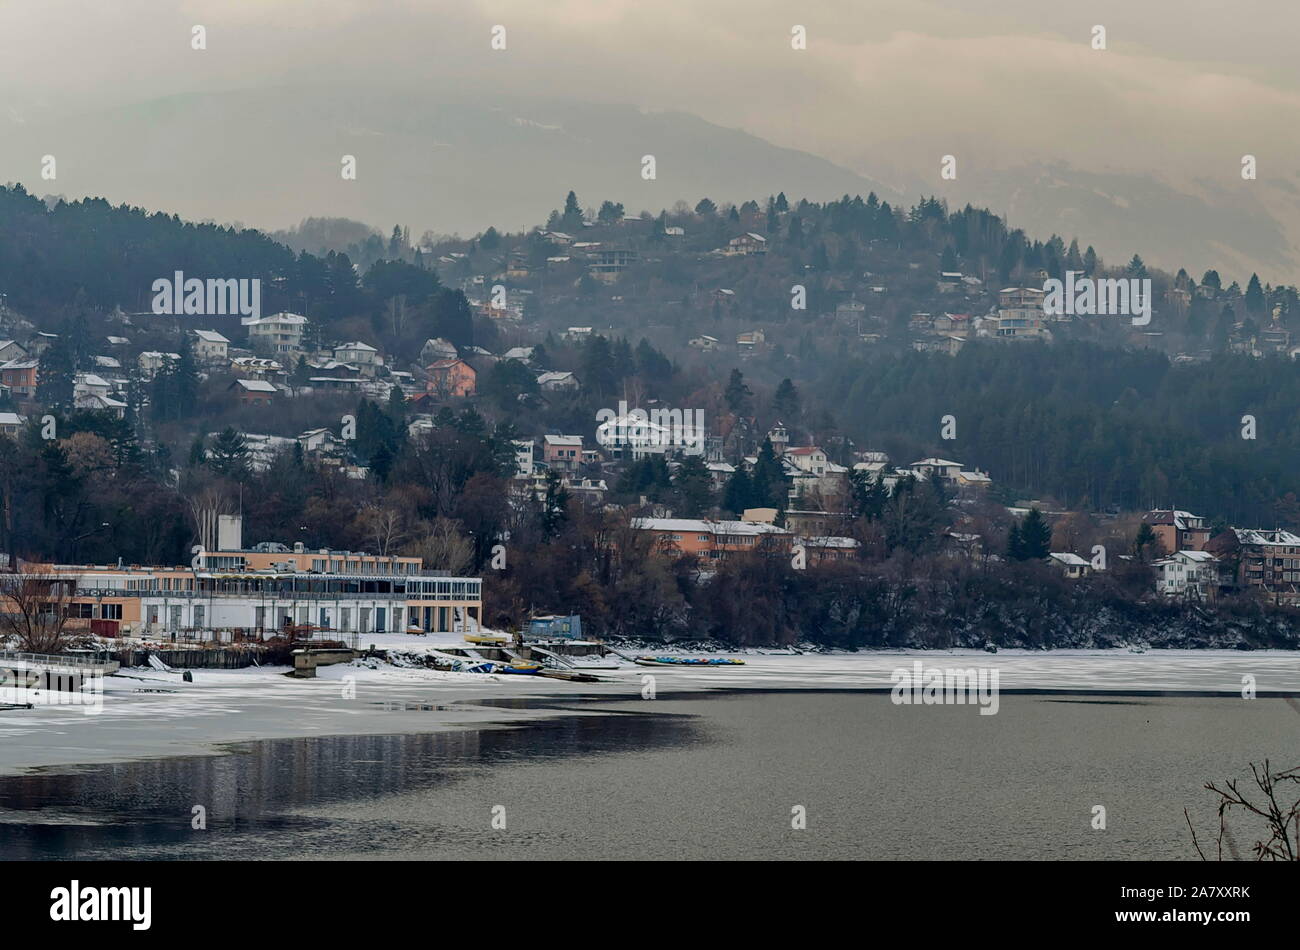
243,312,308,355
1206,528,1300,603
1143,509,1211,553
630,517,792,559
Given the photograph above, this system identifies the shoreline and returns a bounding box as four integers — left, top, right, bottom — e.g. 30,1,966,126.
1,648,1297,779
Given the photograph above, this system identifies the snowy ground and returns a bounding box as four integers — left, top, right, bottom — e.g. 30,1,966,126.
0,644,1296,776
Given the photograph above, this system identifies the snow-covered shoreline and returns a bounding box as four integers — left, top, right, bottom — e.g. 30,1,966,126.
1,641,1297,778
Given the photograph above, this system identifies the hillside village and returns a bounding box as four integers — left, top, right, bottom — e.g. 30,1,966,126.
3,185,1300,645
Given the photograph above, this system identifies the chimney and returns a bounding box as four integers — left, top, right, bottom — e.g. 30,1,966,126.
217,514,243,552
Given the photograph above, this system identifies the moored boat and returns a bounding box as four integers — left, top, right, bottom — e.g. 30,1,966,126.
496,660,544,675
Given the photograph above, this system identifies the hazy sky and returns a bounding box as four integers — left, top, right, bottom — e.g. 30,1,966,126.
3,0,1299,270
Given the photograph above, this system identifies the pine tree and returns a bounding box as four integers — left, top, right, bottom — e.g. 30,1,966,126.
207,427,249,479
1007,520,1024,560
750,438,789,511
772,378,800,419
35,337,75,409
724,369,752,415
722,468,753,516
1245,273,1266,315
672,455,714,517
1019,508,1051,559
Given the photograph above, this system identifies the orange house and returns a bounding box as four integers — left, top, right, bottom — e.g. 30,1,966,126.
230,378,276,406
0,359,38,400
427,358,477,398
630,517,792,560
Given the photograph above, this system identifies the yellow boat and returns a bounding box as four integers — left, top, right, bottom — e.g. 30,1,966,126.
464,632,508,645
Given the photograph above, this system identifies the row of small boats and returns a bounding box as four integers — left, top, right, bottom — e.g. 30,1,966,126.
448,653,747,675
632,656,746,667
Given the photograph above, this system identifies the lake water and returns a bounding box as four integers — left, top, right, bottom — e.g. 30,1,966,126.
2,691,1296,860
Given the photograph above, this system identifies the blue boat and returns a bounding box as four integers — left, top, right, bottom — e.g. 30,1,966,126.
633,656,745,667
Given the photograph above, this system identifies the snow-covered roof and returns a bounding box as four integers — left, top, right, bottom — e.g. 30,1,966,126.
243,311,307,327
193,329,230,343
536,371,575,385
234,378,277,392
1049,553,1090,567
632,518,789,536
1233,528,1300,547
798,536,860,549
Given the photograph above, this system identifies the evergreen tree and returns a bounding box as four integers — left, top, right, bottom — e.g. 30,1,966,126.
1018,508,1052,559
672,455,714,517
722,468,753,516
35,337,75,409
1007,520,1024,560
724,369,752,415
207,427,249,479
772,378,800,419
1245,273,1266,316
1133,522,1160,561
750,438,789,511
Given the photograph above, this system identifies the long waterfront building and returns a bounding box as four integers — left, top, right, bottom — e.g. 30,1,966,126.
18,516,483,640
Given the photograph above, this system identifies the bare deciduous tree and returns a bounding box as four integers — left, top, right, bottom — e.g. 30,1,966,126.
0,568,77,654
361,505,405,556
407,517,474,576
1185,759,1300,860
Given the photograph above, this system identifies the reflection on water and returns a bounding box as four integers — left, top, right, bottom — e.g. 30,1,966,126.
0,692,1295,860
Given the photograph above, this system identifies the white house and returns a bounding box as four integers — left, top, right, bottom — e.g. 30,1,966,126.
192,329,230,362
1154,550,1218,599
73,372,112,401
1048,552,1092,578
419,338,458,364
138,351,180,377
0,411,26,435
244,312,308,354
908,458,964,484
536,371,579,392
333,341,382,375
0,341,27,363
512,439,535,478
298,427,347,456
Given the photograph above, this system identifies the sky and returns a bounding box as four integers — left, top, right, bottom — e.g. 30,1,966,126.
2,0,1298,277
